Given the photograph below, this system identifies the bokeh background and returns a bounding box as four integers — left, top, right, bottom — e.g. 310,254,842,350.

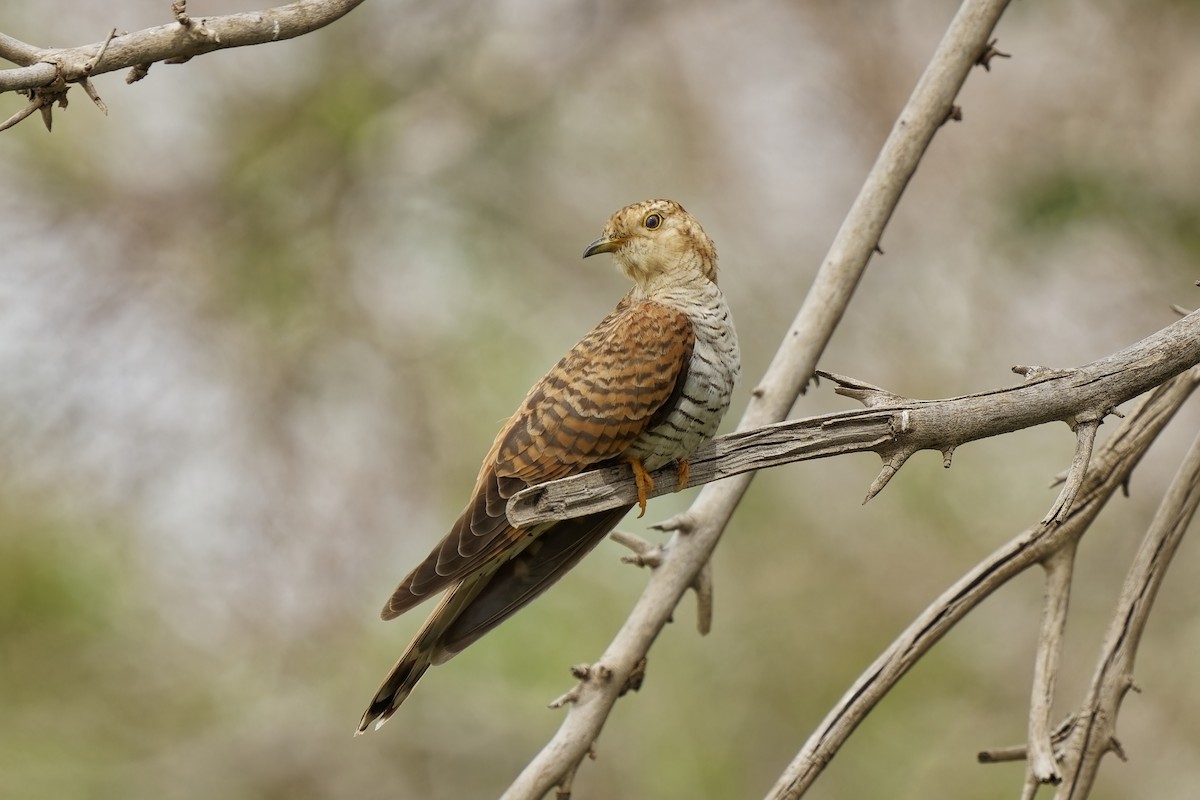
2,1,1199,798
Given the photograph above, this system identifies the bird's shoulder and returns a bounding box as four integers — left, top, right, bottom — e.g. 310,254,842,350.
490,294,696,483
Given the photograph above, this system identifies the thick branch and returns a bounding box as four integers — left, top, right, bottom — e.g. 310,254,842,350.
509,310,1200,528
0,32,43,66
0,0,364,95
500,1,1015,797
1053,425,1200,798
766,369,1200,800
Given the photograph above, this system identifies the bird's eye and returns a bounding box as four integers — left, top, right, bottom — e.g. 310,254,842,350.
643,213,663,230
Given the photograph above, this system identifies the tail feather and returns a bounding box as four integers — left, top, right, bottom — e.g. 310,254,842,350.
440,505,631,654
358,575,490,733
356,650,432,733
359,506,633,732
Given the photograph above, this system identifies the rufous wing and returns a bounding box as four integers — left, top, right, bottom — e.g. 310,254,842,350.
380,298,695,620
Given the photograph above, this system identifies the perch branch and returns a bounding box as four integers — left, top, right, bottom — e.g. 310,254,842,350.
766,369,1200,800
0,0,365,119
509,310,1200,528
500,1,1015,797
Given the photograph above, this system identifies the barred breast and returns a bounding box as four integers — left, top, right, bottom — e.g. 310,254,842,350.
626,279,740,470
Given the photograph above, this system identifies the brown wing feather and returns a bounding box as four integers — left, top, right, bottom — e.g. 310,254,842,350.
381,298,695,620
495,298,695,480
360,503,632,731
437,503,633,656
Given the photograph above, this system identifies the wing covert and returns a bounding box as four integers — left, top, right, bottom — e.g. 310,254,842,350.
380,298,694,619
496,299,695,483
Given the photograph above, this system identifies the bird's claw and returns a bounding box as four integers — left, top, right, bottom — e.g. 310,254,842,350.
674,458,689,491
630,458,654,517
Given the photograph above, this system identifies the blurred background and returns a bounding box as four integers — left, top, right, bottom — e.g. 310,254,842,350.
2,1,1199,798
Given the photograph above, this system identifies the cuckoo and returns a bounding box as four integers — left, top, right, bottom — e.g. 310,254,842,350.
359,199,740,732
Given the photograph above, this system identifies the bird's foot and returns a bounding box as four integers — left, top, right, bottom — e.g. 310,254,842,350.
674,458,690,492
630,457,654,518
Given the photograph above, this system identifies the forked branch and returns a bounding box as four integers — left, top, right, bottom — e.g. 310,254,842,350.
0,0,365,129
768,369,1200,800
1050,424,1200,797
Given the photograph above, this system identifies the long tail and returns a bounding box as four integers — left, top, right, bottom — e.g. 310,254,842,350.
356,576,488,733
357,505,632,733
356,649,433,733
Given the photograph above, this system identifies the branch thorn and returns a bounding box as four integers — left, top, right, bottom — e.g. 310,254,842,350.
691,560,714,635
865,449,913,503
126,63,152,84
651,512,695,534
941,104,963,126
941,445,955,468
548,664,594,708
79,78,107,115
977,38,1011,71
610,530,663,569
82,27,118,75
620,658,648,697
172,1,192,26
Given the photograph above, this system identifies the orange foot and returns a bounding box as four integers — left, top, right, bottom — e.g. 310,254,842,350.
674,458,690,492
629,458,655,518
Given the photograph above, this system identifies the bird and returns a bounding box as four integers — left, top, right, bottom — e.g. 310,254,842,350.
358,198,740,733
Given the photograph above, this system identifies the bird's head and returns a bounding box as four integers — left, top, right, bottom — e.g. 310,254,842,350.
582,199,718,290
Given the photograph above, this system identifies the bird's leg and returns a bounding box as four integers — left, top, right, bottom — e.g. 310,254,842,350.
629,457,655,518
674,458,690,492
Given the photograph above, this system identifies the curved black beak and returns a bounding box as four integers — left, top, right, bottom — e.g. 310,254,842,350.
582,236,622,259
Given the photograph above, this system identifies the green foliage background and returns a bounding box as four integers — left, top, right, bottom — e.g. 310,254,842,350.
2,1,1199,798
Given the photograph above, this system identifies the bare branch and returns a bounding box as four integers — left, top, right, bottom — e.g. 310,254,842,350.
0,32,42,66
0,94,43,131
1053,424,1200,797
1044,419,1100,524
1027,542,1077,787
608,530,662,568
509,310,1200,528
500,1,1016,796
979,715,1077,765
765,369,1200,800
84,27,118,75
0,0,366,107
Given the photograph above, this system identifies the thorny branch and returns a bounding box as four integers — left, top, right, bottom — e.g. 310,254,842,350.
767,369,1200,799
1025,542,1076,793
0,0,365,130
10,3,1193,800
1049,422,1200,798
500,1,1018,797
509,309,1200,528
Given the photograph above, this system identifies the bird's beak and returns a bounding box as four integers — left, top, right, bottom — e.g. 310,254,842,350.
582,235,623,259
